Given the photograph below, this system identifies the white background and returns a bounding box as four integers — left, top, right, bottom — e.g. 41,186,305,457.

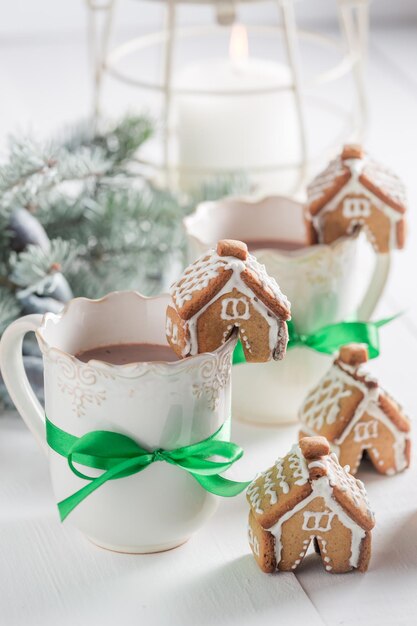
1,2,417,626
2,0,417,37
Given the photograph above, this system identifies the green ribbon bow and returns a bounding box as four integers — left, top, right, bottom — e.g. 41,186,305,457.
46,417,250,522
233,315,398,364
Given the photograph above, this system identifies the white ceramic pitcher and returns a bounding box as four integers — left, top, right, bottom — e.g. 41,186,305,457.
184,195,388,425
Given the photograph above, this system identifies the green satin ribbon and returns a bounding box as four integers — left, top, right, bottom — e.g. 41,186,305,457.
233,315,398,364
46,417,250,522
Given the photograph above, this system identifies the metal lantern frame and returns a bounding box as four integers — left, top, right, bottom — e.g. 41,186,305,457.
86,0,369,191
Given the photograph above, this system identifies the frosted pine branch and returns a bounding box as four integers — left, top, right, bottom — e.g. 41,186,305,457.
0,288,20,334
0,113,246,353
10,239,80,290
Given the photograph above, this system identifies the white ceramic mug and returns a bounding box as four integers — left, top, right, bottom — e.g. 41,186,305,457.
0,291,236,553
184,195,388,425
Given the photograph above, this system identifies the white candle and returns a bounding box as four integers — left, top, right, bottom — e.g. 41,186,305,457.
175,25,302,194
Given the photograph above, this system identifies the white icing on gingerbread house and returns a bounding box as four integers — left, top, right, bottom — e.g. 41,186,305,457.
299,344,411,476
247,436,375,574
166,239,291,362
306,144,407,253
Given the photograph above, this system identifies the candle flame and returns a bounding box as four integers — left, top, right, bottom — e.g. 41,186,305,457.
229,23,249,63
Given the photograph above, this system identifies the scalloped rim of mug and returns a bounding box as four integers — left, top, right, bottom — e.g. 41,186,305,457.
35,290,238,378
184,194,360,260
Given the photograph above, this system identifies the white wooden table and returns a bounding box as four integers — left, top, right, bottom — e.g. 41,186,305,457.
1,399,417,626
1,22,417,626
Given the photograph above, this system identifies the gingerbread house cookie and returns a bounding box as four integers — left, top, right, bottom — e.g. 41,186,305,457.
305,144,407,253
166,239,291,362
299,344,411,476
247,436,375,574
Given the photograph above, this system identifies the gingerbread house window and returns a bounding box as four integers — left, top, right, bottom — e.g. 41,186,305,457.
248,527,260,557
342,197,371,219
302,511,335,532
353,419,379,443
166,317,179,344
171,325,179,344
221,297,251,321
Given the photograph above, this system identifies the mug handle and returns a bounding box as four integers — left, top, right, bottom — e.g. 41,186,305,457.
0,314,48,456
356,253,391,321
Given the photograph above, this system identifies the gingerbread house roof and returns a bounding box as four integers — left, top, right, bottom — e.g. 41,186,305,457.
307,144,407,217
299,344,410,442
170,239,291,322
247,436,375,532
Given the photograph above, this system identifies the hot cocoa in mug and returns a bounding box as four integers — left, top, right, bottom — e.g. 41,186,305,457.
0,291,237,553
184,195,386,425
76,343,179,365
